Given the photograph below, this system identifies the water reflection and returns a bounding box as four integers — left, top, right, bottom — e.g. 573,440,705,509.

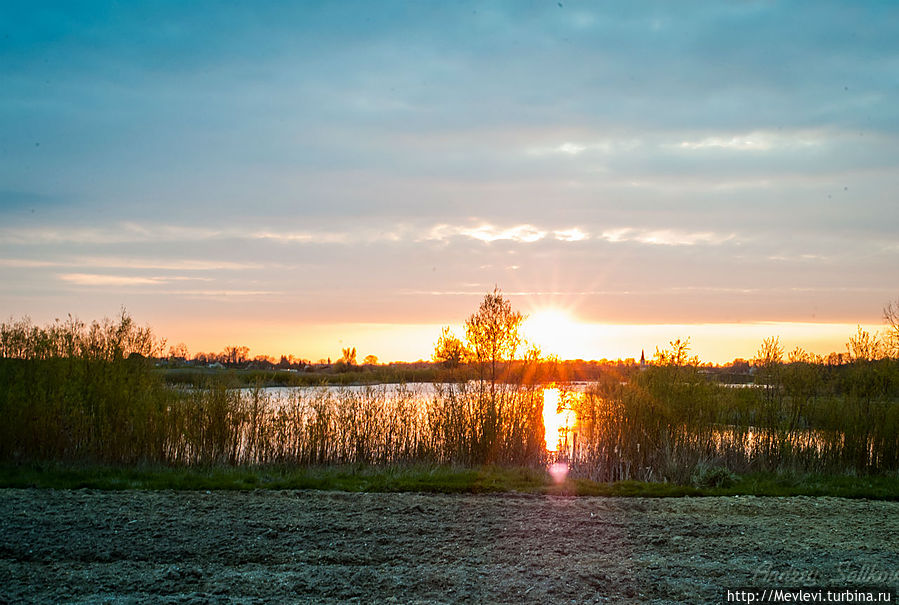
542,387,576,453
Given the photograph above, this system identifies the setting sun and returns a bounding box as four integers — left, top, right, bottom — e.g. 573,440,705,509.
524,309,585,359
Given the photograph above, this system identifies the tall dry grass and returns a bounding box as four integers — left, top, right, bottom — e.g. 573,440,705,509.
2,314,897,477
567,359,899,482
0,313,546,466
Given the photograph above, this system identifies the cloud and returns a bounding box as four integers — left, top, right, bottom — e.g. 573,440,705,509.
59,273,168,286
1,2,897,339
0,224,221,245
424,223,547,243
2,221,739,251
166,289,276,299
673,131,824,152
0,257,260,271
553,228,588,242
250,230,352,245
0,259,59,268
58,273,212,286
599,228,735,246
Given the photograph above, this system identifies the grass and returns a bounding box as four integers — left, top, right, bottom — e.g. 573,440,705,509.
2,463,898,500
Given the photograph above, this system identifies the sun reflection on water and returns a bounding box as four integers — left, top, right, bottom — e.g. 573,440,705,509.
542,387,574,453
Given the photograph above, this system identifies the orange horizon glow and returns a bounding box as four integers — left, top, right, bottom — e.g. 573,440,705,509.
152,316,887,366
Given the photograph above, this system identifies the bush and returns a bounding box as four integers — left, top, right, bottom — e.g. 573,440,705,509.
691,463,738,489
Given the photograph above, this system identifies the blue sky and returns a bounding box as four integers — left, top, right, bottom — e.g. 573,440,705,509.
1,1,897,361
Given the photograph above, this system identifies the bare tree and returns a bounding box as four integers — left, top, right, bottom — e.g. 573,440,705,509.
168,342,189,360
884,298,899,358
754,336,784,407
652,338,697,366
846,326,882,362
223,345,250,365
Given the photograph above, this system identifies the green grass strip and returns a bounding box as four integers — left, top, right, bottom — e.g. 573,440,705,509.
1,464,898,500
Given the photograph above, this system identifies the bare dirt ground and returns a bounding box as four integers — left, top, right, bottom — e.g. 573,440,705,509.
1,490,897,604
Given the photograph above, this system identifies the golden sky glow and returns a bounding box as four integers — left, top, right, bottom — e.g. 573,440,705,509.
157,314,885,365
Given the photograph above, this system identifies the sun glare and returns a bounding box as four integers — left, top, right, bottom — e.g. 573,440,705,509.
542,387,573,453
524,309,583,359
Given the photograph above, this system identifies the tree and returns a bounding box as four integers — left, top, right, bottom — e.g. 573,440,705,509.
754,336,784,408
430,288,542,465
339,347,357,366
882,298,899,358
464,287,524,393
783,346,818,432
652,338,697,367
363,354,378,365
846,326,882,362
222,345,250,365
433,326,466,369
754,336,784,368
168,342,189,360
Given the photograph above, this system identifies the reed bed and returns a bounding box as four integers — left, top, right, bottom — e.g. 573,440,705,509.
567,363,899,482
2,314,898,479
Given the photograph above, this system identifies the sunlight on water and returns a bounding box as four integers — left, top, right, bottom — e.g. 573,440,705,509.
543,386,572,482
542,388,562,451
542,387,577,453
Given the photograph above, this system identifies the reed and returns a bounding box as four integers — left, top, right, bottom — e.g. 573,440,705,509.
2,314,897,479
567,358,899,482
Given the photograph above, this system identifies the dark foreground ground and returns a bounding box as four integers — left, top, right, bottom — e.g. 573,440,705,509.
1,490,897,604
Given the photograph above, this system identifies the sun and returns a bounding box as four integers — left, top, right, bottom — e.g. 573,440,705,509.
523,308,582,359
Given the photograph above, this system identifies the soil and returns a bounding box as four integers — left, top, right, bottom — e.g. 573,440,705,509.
1,489,897,604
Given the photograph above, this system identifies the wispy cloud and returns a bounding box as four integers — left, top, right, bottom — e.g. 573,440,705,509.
250,230,352,244
0,257,261,271
525,139,639,157
424,223,546,243
673,130,824,152
59,273,168,286
554,228,588,242
0,259,59,268
599,228,735,246
170,289,276,298
58,273,212,286
0,224,222,245
3,220,739,251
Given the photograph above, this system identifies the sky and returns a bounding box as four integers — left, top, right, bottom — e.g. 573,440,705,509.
1,1,897,364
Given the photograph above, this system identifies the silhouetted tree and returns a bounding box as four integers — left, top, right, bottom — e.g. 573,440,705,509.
885,298,899,358
168,342,189,360
340,347,357,366
433,326,466,369
222,345,250,365
754,336,784,412
847,326,883,362
465,287,524,396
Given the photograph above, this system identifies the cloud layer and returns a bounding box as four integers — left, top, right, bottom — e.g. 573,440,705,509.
1,1,897,358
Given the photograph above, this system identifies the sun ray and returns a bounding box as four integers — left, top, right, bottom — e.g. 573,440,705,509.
523,308,585,359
